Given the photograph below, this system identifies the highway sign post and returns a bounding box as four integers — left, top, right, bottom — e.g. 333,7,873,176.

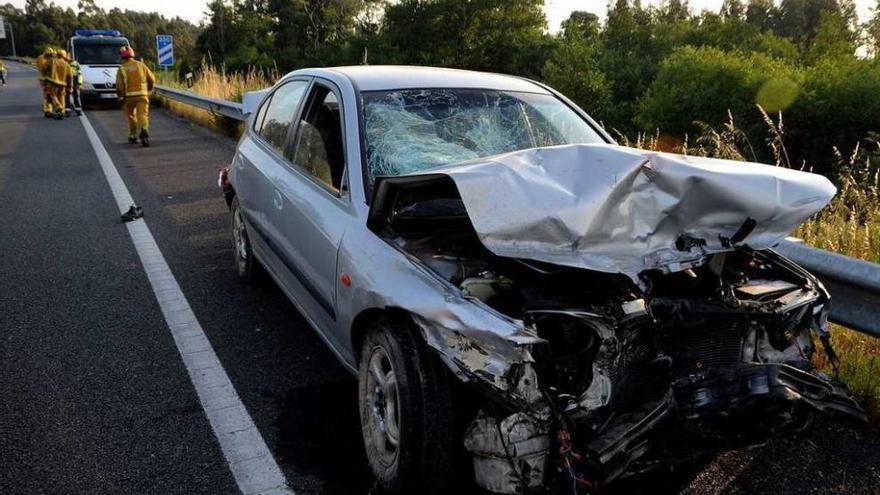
156,34,174,68
0,16,14,56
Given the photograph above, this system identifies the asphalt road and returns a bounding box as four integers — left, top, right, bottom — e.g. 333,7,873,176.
1,60,878,495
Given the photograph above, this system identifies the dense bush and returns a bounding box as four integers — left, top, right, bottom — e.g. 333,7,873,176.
787,58,880,174
636,47,802,156
541,41,612,122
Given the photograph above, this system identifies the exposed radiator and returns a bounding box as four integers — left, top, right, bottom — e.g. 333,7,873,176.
670,321,745,372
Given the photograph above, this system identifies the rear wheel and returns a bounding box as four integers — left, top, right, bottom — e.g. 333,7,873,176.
358,317,457,494
230,197,257,282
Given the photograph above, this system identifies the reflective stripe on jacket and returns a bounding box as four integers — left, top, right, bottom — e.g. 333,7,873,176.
47,58,70,86
68,61,84,86
116,59,155,98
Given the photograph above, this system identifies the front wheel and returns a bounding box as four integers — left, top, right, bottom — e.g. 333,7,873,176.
358,317,457,494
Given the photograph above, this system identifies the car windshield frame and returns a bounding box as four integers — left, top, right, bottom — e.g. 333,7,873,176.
358,86,609,198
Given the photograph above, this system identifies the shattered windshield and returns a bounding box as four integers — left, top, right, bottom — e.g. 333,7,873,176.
362,88,605,184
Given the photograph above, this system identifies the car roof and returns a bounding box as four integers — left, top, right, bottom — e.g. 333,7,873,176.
295,65,551,94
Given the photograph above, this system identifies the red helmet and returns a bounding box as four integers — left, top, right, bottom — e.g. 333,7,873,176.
119,46,135,59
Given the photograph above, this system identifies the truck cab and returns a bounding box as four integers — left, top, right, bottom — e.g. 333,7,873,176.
67,29,130,101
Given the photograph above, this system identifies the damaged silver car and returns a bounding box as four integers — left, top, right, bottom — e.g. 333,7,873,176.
222,66,865,494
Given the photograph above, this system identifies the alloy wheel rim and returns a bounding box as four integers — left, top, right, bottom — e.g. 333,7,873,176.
365,346,400,466
233,209,248,269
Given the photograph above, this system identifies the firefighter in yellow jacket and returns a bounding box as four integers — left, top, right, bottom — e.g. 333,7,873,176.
36,47,56,117
47,50,72,120
116,46,155,146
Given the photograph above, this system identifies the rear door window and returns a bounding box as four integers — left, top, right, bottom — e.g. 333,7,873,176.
258,80,309,152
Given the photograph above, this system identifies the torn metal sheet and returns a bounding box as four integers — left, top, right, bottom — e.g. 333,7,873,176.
413,314,544,405
382,144,835,279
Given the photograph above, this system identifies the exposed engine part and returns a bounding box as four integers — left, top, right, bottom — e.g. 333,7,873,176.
735,279,799,300
461,273,515,301
620,298,648,318
587,390,676,482
528,312,605,397
373,181,865,492
577,365,612,410
464,411,551,494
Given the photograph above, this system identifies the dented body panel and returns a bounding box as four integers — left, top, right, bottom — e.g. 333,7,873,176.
371,144,837,280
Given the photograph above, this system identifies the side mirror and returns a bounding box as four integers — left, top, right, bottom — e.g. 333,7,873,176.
242,89,270,116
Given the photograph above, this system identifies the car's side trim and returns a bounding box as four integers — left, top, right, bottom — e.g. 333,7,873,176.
244,212,337,321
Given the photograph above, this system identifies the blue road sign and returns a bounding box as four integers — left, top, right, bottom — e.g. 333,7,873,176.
156,35,174,67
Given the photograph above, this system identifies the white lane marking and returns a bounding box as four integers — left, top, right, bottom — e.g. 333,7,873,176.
79,114,293,495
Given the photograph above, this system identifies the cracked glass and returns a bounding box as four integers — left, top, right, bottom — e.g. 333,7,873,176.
361,88,604,185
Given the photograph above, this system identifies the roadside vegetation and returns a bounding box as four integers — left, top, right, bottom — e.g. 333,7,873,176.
797,145,880,427
155,63,277,136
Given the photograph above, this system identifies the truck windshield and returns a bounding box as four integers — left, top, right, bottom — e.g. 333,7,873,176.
361,88,605,184
73,39,128,65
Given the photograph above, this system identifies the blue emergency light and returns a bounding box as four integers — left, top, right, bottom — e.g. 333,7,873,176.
74,29,123,37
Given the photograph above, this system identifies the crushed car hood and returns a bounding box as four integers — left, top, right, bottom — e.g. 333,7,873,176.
369,144,836,279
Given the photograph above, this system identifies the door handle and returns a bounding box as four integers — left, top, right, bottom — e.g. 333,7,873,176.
273,189,283,210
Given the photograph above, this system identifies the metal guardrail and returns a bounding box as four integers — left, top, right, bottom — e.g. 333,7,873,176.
1,56,35,65
155,85,245,121
155,88,880,339
776,239,880,338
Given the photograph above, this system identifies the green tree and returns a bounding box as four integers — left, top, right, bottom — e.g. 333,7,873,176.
721,0,746,19
806,10,858,62
380,0,549,77
197,0,374,70
637,46,802,150
598,0,687,129
542,40,611,121
658,0,691,22
777,0,843,43
745,0,779,31
788,59,880,174
77,0,106,27
560,11,600,43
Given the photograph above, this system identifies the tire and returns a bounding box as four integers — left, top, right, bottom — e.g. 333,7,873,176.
358,316,457,494
230,197,257,282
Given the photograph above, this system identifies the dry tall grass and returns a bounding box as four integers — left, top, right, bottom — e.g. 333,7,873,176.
155,63,278,137
165,66,879,423
795,142,880,425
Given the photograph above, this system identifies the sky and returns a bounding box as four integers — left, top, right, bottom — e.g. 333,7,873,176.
6,0,878,29
543,0,877,31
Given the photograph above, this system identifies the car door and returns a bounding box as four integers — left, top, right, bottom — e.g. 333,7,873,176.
263,79,356,350
235,77,311,267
